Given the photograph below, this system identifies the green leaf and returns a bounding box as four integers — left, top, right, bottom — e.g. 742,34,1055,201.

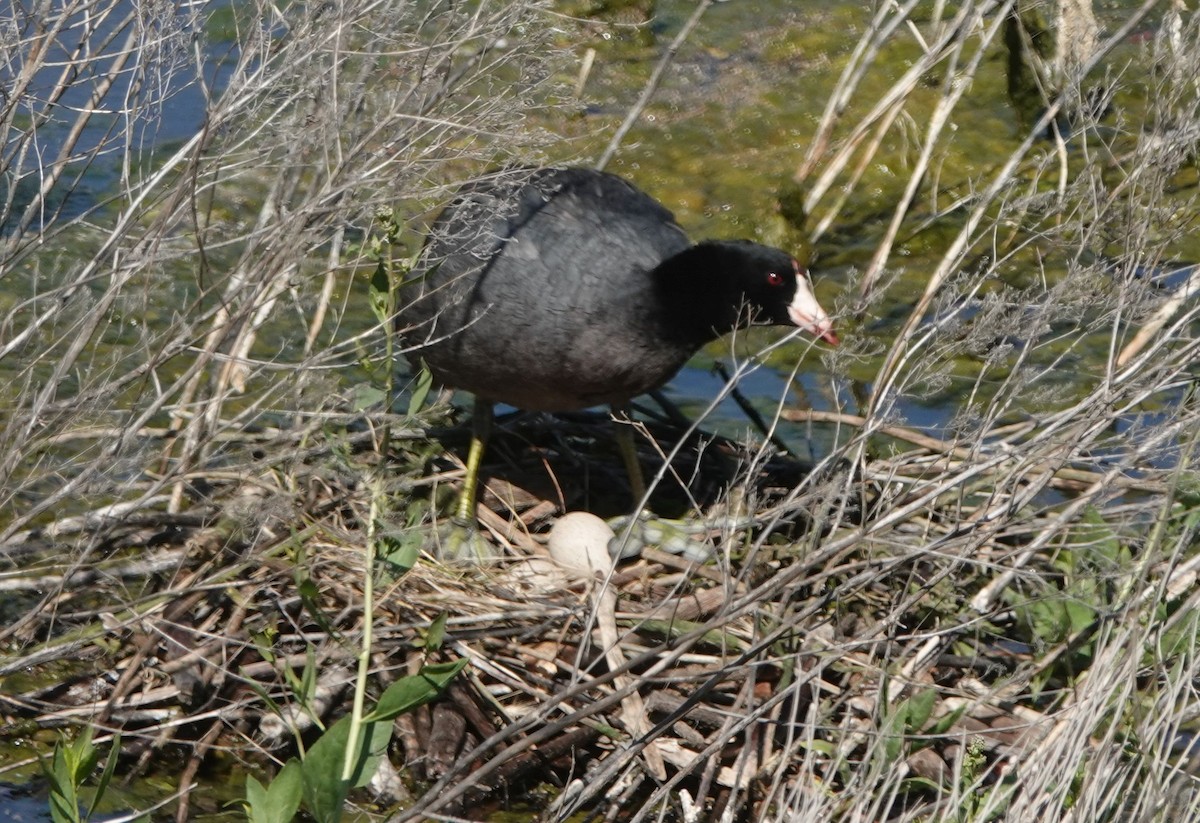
45,747,81,823
903,689,936,733
246,760,303,823
377,533,420,579
927,703,966,737
245,776,269,822
1175,470,1200,508
365,659,468,723
406,365,433,416
48,790,79,823
1077,506,1127,567
302,716,393,820
628,618,746,652
349,721,393,789
368,261,393,326
66,726,99,783
350,383,388,411
900,775,943,793
301,720,352,823
86,732,121,817
424,612,449,653
1063,597,1098,635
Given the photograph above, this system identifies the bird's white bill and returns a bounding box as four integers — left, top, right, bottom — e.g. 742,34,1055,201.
787,279,839,345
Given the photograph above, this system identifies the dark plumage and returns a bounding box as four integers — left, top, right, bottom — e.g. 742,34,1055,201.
397,167,837,557
399,167,837,411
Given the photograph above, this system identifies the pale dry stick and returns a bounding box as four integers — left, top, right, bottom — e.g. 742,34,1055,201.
0,549,185,593
574,47,596,98
0,0,287,381
793,0,926,184
785,409,969,454
407,527,878,822
304,227,344,358
224,262,297,394
714,675,765,818
594,0,712,171
1021,508,1200,695
402,618,719,821
808,105,905,242
615,618,918,823
593,581,667,780
167,272,290,512
602,444,1130,818
1001,620,1140,821
1086,85,1200,375
857,8,1008,301
5,0,139,244
165,73,335,512
1117,264,1200,367
0,127,211,506
119,1,204,190
0,344,223,545
1103,282,1200,402
805,65,927,232
164,6,547,508
1,0,556,520
864,0,1158,423
786,409,1088,491
0,0,75,233
563,418,1106,820
0,494,174,547
756,653,830,818
813,440,1076,727
800,0,1001,218
969,406,1196,615
1051,102,1071,204
767,346,1182,616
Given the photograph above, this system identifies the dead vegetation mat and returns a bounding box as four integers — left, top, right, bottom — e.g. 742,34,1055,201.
0,404,1196,821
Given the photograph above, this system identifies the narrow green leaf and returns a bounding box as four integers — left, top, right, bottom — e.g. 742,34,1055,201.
424,612,448,653
365,659,468,722
86,733,121,816
883,730,903,763
67,726,99,783
406,365,433,417
928,703,966,736
1078,505,1126,566
48,791,79,823
46,747,80,823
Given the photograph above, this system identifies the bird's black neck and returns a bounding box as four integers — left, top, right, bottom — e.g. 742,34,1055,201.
652,242,751,346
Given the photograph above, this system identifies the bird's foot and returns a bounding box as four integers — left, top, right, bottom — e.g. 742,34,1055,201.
431,518,498,563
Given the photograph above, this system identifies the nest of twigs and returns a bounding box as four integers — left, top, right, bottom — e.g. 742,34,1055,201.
1,400,1196,821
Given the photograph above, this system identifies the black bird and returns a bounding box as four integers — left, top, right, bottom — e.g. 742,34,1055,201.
398,167,837,558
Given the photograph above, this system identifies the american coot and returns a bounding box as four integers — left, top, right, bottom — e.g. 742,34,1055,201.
399,167,837,558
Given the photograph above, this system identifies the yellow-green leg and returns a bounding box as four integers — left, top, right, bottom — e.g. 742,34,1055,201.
454,400,492,525
437,399,495,562
612,405,646,504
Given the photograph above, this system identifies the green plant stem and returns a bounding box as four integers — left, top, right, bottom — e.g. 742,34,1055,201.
341,477,379,784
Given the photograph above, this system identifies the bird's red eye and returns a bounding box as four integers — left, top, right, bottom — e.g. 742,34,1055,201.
767,271,785,287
